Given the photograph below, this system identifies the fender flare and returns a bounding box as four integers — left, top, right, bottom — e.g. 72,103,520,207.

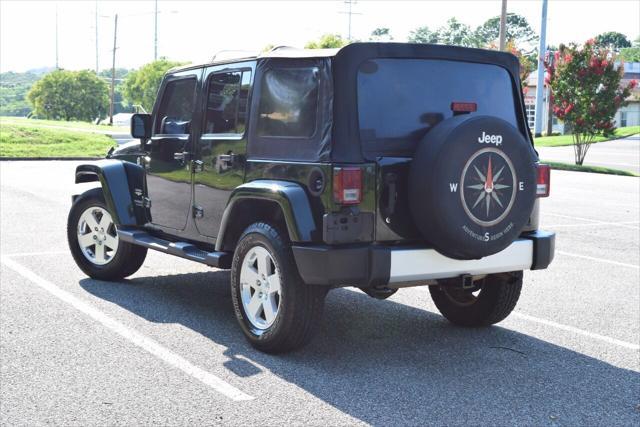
75,159,144,226
216,180,317,251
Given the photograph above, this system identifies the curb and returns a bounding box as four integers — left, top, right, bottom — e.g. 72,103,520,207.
0,157,102,161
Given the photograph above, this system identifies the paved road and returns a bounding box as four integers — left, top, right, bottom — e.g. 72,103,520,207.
1,161,639,426
537,135,640,174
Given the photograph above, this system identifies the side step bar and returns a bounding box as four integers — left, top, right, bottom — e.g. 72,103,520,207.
118,229,232,269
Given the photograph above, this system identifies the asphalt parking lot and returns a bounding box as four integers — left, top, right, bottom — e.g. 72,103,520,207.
1,161,639,426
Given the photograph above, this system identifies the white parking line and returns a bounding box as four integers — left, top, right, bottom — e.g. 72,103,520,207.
556,250,640,270
513,312,639,351
0,257,254,402
544,213,640,230
2,250,69,257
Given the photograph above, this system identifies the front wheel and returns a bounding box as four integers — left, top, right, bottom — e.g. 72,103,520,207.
67,188,147,281
231,222,327,353
429,271,523,327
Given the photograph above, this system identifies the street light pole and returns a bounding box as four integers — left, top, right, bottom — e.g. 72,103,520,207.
109,14,118,125
498,0,507,50
533,0,548,137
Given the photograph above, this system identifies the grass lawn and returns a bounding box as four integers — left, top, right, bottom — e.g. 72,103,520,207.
534,126,640,147
0,121,116,157
542,160,639,177
0,116,129,133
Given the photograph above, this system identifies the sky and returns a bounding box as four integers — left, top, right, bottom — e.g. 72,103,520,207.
1,0,639,73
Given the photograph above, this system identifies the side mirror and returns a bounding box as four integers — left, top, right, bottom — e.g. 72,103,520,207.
130,113,152,139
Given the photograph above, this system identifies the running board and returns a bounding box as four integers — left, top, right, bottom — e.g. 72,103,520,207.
118,229,232,269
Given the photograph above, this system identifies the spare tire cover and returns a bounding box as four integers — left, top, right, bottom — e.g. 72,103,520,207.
409,115,537,260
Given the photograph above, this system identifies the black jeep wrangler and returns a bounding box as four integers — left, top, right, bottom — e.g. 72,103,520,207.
68,43,555,353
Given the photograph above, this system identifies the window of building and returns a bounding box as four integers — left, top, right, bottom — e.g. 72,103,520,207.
257,67,319,138
203,70,252,135
620,111,627,127
155,78,197,134
525,104,536,129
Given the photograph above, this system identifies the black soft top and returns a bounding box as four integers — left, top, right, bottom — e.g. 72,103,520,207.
171,43,529,163
331,43,529,162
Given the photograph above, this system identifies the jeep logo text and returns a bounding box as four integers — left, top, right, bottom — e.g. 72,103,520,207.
478,131,502,146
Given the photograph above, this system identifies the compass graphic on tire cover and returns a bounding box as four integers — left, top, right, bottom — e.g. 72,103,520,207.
460,147,518,227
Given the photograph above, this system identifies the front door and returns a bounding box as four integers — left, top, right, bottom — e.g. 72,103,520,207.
144,71,200,230
193,64,254,238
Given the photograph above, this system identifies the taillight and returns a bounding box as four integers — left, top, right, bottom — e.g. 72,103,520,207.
536,164,551,197
333,167,362,205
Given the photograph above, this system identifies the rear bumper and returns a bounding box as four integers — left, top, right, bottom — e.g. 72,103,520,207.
292,230,555,287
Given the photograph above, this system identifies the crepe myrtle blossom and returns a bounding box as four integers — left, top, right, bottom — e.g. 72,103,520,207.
545,40,634,165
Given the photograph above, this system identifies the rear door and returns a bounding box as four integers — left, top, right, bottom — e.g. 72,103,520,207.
144,69,200,230
355,59,520,241
193,62,254,238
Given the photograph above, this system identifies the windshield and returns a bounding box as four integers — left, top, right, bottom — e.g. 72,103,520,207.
357,58,518,156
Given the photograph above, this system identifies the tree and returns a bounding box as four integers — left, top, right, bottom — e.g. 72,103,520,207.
619,47,640,62
0,71,41,116
369,27,393,42
545,40,636,165
407,26,439,44
304,34,348,49
594,31,631,51
435,18,477,47
475,13,538,53
122,58,185,112
27,69,108,121
618,35,639,61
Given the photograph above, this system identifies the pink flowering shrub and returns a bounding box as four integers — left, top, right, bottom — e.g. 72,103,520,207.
545,39,634,165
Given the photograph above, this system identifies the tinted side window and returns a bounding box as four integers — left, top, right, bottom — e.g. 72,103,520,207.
155,78,197,134
204,70,252,135
257,68,319,138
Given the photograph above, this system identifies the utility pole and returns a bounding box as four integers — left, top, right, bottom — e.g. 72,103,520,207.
340,0,361,41
55,4,59,69
109,14,118,125
533,0,548,137
95,0,99,73
546,48,555,136
154,0,158,60
498,0,508,50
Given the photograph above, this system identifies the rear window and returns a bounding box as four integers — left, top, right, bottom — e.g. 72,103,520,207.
357,59,518,155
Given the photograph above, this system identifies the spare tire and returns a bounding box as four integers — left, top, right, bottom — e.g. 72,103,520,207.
409,115,537,260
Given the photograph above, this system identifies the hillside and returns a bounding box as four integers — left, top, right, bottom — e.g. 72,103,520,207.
0,71,41,116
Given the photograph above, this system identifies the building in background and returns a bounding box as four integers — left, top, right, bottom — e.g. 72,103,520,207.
524,62,640,135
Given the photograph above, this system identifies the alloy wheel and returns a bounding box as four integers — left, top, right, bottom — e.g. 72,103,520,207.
239,246,282,330
77,206,119,266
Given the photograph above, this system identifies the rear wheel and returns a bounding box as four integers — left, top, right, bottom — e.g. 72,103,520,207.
231,222,327,353
429,271,522,326
67,188,147,281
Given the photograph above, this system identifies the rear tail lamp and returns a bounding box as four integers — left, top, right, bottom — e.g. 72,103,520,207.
333,167,362,205
536,164,551,197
